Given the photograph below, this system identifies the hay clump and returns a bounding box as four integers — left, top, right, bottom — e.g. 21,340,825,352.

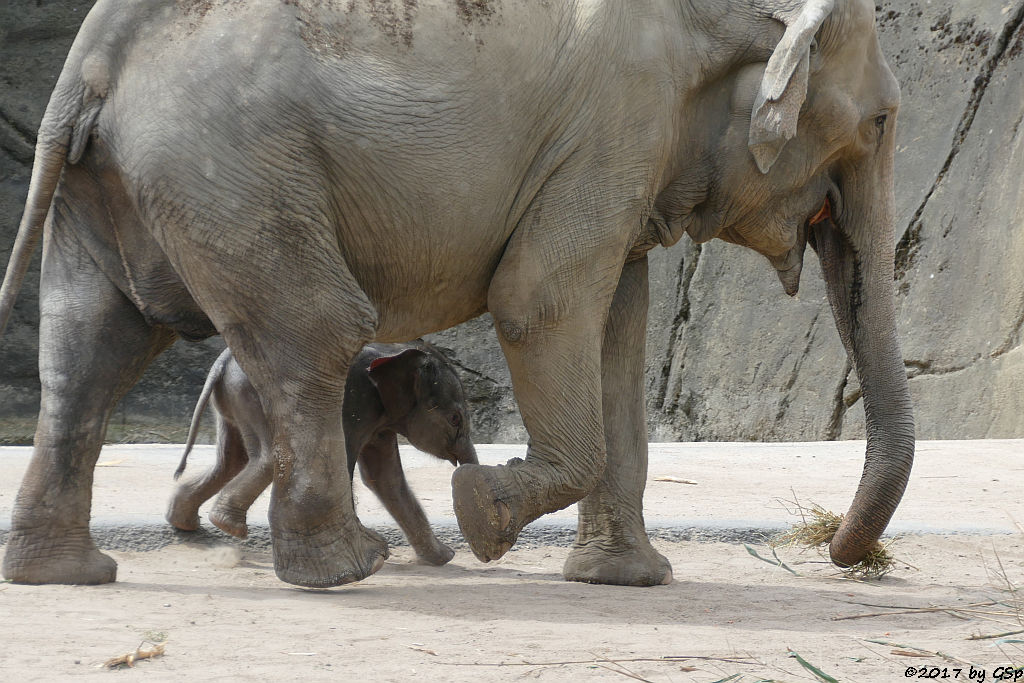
770,501,898,580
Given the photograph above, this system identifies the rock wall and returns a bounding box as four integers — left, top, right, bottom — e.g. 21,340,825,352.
0,0,226,444
0,0,1021,444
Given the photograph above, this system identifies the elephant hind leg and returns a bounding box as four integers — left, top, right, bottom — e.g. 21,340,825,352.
563,257,672,587
219,307,387,586
2,222,175,585
170,210,388,587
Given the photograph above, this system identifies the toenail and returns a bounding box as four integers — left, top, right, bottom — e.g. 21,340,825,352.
496,501,512,529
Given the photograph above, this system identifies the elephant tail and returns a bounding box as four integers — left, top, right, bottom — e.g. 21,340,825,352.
0,96,97,338
0,3,121,338
176,348,233,480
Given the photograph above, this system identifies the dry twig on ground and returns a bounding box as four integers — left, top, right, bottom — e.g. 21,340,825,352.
864,639,973,666
652,476,698,485
102,641,166,669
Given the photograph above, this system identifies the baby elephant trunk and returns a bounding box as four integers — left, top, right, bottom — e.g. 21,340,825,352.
452,439,478,466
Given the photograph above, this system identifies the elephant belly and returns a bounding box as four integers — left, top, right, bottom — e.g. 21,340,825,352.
369,282,492,343
345,223,501,343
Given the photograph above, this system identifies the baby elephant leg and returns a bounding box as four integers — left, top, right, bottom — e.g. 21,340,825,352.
209,448,273,539
167,417,248,532
359,433,454,566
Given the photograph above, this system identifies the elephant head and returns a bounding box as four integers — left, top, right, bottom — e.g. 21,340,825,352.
662,0,914,566
367,345,479,468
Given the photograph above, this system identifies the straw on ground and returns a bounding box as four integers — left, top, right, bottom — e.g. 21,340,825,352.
770,497,899,579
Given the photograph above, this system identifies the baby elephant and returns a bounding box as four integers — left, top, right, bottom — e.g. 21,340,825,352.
167,341,477,566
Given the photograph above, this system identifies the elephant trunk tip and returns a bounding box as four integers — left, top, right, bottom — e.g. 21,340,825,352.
828,524,875,568
454,444,479,466
828,531,896,578
827,485,907,574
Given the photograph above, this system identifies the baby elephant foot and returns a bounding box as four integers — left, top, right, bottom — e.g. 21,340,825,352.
2,529,118,585
563,539,673,587
209,503,250,539
413,541,456,567
452,462,533,562
166,490,202,532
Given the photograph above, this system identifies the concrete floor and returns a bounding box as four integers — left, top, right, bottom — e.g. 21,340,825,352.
1,440,1021,548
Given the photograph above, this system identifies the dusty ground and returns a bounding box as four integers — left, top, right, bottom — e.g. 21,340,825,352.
1,441,1023,682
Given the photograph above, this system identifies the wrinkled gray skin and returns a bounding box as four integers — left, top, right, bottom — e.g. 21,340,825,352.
167,342,477,566
0,0,914,588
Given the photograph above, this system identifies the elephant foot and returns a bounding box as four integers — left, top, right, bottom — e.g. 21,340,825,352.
413,540,456,567
209,504,249,539
2,529,117,585
166,491,202,532
272,518,389,588
451,462,533,562
563,539,673,587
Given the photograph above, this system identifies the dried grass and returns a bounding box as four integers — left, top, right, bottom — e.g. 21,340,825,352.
770,500,898,580
972,544,1024,653
771,503,843,548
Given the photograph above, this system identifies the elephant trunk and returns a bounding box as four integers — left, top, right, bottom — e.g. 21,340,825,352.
809,155,915,567
454,438,479,466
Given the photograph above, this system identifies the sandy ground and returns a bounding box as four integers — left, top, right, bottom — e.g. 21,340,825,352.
1,440,1023,682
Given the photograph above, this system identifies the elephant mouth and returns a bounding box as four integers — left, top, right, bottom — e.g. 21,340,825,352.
809,196,832,226
770,192,838,296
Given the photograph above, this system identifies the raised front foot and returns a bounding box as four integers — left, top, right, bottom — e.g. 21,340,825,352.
209,503,249,539
272,519,389,588
451,462,533,562
563,539,673,587
2,530,117,585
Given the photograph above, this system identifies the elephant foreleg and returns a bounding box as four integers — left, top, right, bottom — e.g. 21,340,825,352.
452,172,640,563
563,256,672,586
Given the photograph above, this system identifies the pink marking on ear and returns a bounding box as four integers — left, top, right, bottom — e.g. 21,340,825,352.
369,356,394,371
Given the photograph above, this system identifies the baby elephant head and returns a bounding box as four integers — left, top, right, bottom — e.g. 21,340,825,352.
367,345,478,467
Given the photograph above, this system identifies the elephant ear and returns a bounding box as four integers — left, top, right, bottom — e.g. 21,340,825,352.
367,348,427,420
748,0,836,174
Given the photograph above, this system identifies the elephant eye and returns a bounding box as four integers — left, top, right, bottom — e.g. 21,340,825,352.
874,114,887,130
449,413,462,429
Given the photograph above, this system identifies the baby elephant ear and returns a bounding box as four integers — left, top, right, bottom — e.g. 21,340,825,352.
368,348,427,418
368,349,420,373
748,0,835,174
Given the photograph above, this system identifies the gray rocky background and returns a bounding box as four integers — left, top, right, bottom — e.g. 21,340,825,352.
1,0,1021,445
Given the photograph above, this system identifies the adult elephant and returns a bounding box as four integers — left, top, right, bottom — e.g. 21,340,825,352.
0,0,913,588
